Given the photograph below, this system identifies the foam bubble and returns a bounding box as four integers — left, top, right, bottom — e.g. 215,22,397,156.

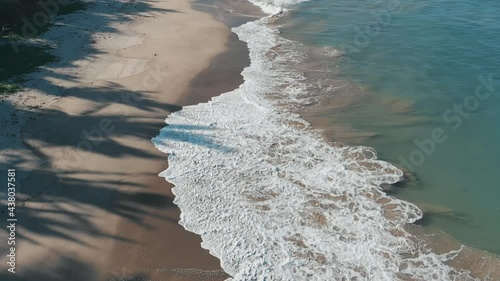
247,0,310,14
153,4,481,281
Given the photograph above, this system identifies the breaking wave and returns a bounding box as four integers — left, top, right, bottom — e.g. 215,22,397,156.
153,1,481,280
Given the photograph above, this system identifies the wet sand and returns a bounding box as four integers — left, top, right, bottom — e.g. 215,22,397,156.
0,0,248,280
107,17,251,281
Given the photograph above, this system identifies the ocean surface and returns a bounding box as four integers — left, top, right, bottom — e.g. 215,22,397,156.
153,0,500,279
279,0,500,254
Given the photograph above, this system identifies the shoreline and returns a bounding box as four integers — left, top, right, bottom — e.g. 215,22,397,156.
0,0,241,279
3,0,498,280
107,4,254,280
272,4,500,279
272,5,500,275
151,0,500,279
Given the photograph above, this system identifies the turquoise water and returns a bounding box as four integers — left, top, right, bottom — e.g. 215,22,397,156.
281,0,500,253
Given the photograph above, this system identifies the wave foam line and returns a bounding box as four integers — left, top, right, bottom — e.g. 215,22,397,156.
246,0,310,14
153,1,478,280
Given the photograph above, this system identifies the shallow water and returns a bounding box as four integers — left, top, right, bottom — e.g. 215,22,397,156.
279,0,500,254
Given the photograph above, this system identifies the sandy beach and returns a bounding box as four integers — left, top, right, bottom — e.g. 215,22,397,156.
0,0,243,280
3,0,500,280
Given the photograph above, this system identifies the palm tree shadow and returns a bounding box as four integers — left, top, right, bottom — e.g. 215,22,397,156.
0,1,235,278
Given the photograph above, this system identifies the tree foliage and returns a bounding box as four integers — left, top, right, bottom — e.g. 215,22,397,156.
0,0,50,34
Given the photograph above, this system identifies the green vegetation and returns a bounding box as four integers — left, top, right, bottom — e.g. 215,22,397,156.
0,44,55,95
0,44,56,94
0,0,86,95
0,44,56,80
0,0,42,35
1,0,88,37
0,82,21,94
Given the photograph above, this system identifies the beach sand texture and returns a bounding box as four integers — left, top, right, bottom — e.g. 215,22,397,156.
0,0,239,280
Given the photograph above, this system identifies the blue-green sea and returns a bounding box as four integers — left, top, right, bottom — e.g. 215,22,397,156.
281,0,500,254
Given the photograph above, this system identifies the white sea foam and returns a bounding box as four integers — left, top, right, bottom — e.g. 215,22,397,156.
153,1,479,280
247,0,310,14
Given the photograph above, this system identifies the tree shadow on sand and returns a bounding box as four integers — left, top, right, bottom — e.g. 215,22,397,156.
0,1,230,278
0,81,229,247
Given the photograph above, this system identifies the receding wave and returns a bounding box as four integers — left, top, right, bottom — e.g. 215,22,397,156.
153,0,488,280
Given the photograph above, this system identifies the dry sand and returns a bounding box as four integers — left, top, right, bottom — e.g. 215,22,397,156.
0,0,243,280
